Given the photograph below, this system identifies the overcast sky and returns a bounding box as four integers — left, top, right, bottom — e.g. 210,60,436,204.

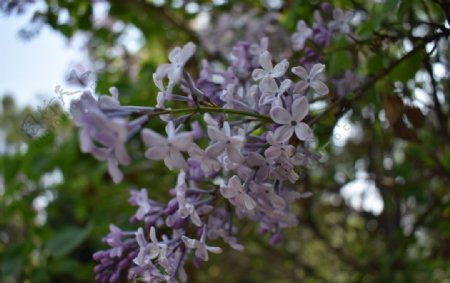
0,7,86,109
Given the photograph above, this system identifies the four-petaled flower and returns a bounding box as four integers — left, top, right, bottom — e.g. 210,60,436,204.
220,175,257,211
291,20,312,51
328,9,353,34
182,236,222,261
206,122,245,163
270,96,313,142
142,121,193,170
292,63,329,95
154,42,197,95
134,227,169,269
259,78,292,106
252,51,289,82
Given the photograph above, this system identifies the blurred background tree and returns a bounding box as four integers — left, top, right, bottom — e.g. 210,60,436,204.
1,0,449,282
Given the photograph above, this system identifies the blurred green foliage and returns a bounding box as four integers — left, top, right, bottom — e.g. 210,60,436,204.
1,0,450,282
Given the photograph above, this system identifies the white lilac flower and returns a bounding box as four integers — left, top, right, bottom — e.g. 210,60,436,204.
292,63,329,95
270,96,313,142
188,143,221,175
205,122,245,163
291,20,313,51
134,227,169,268
181,236,222,261
142,121,193,171
154,42,197,95
220,175,257,211
252,51,289,82
175,171,202,227
259,77,291,106
264,131,295,160
328,9,353,34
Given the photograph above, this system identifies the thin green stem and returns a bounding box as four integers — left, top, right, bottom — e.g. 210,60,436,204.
150,106,273,123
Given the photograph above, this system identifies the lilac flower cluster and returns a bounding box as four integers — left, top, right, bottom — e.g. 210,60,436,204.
70,4,361,283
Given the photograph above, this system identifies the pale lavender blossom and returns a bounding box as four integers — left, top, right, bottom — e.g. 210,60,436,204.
142,121,193,171
270,96,313,142
85,5,361,281
292,63,329,95
175,171,202,227
259,77,291,106
328,9,353,34
154,42,196,95
252,51,289,82
134,227,169,268
188,143,221,175
71,91,130,183
264,131,295,160
291,20,313,51
206,122,245,163
220,175,257,211
250,182,286,210
182,235,222,262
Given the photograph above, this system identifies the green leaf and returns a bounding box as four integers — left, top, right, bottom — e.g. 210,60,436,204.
0,244,23,278
46,221,94,259
390,50,425,83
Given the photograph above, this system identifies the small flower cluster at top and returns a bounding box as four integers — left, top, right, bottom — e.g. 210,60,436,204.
70,4,360,283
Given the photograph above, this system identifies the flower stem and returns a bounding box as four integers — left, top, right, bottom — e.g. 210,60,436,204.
151,106,273,123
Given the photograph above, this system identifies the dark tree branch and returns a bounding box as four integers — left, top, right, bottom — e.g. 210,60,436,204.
309,31,449,126
424,58,449,138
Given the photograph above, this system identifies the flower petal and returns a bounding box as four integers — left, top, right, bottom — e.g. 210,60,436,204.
279,79,292,93
291,66,308,80
259,77,278,95
165,150,187,170
271,59,289,78
142,129,166,146
171,132,193,151
252,69,266,81
309,63,325,79
292,96,309,122
268,193,286,210
168,46,181,63
154,63,172,80
259,51,273,71
270,106,291,124
190,210,202,227
108,159,123,184
274,125,294,142
205,142,226,157
220,186,237,199
207,126,226,142
180,42,197,64
145,146,168,160
294,123,313,141
310,80,329,95
243,194,257,210
293,81,308,94
227,146,243,163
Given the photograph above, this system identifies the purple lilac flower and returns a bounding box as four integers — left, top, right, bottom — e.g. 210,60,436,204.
292,63,329,96
291,20,313,51
85,7,363,280
70,91,130,183
270,96,313,142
